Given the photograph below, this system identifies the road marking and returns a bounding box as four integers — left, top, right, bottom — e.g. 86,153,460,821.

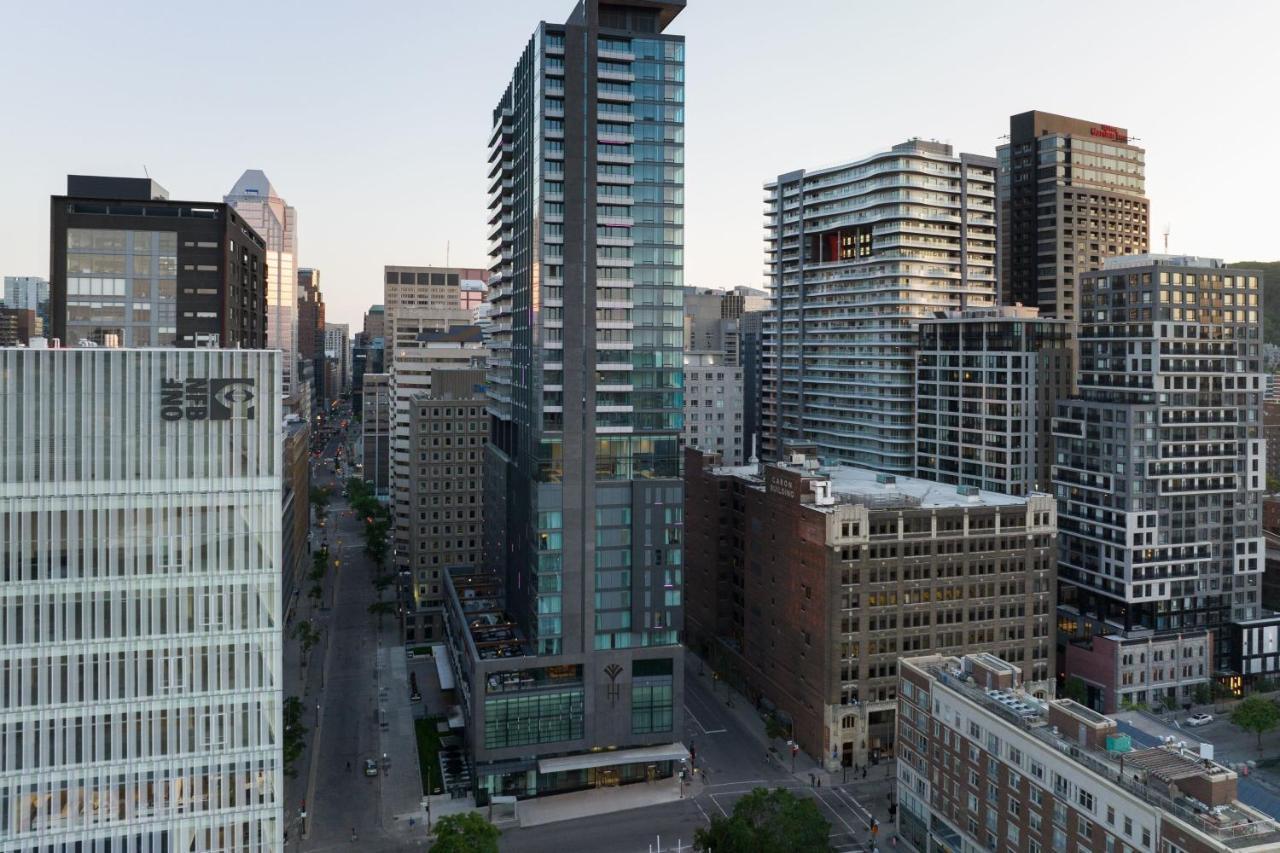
705,779,767,788
694,800,711,824
709,794,730,817
810,787,861,839
827,785,874,829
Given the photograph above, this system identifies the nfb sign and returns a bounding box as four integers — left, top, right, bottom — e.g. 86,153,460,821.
161,378,256,421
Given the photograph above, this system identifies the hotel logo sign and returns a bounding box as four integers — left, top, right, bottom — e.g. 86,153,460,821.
161,378,256,421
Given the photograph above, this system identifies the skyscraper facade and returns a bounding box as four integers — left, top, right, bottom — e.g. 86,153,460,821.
297,268,326,411
461,0,687,800
915,305,1073,496
0,346,283,850
225,170,298,392
324,322,351,397
383,265,477,360
3,275,50,333
51,176,266,348
1054,256,1267,681
762,141,998,471
998,110,1149,319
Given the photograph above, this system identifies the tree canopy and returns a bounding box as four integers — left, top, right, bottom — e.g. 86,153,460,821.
429,812,500,853
1231,695,1280,750
694,787,831,853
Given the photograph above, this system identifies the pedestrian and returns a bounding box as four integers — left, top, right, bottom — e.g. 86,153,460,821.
346,761,350,772
817,777,821,788
863,766,868,779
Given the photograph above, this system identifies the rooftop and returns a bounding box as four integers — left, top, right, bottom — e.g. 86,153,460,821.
913,655,1280,850
1100,254,1227,270
446,568,529,661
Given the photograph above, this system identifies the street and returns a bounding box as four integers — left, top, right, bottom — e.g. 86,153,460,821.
284,413,427,851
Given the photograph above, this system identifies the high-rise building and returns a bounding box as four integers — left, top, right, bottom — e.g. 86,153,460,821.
0,308,38,346
915,306,1073,496
383,266,478,359
685,448,1056,769
225,170,299,392
51,175,266,348
762,141,998,471
324,322,352,398
402,368,488,645
361,372,391,498
1054,256,1270,686
682,285,767,363
297,268,326,412
389,326,487,584
352,337,384,415
682,351,745,464
3,275,50,332
998,110,1149,319
362,304,386,344
0,345,283,850
459,0,688,801
896,653,1280,853
739,309,765,457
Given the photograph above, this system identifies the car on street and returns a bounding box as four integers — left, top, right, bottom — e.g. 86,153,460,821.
1186,713,1214,727
364,758,379,776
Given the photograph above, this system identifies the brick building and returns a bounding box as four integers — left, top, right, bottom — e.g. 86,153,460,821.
897,653,1279,853
685,447,1056,769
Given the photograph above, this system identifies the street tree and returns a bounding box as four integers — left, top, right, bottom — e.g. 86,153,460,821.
283,697,307,777
1231,695,1280,751
1193,683,1213,706
694,787,831,853
368,600,396,629
291,622,323,666
428,812,499,853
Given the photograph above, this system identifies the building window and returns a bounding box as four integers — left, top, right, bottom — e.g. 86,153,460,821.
631,658,674,734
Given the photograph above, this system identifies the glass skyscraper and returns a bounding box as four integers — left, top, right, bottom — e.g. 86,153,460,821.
455,0,687,801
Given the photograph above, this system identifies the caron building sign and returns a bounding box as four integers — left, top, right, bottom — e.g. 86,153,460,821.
161,378,257,421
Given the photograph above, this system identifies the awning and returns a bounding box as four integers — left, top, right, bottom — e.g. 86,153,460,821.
433,645,456,691
537,743,690,774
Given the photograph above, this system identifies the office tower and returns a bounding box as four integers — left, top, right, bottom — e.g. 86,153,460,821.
383,265,477,359
0,308,38,346
51,175,266,348
998,110,1149,319
362,304,386,343
389,326,487,583
225,170,298,391
682,285,766,364
896,654,1280,853
361,373,391,497
459,0,687,800
324,322,351,397
685,448,1055,769
352,337,384,414
1054,257,1272,691
682,352,745,463
3,275,50,332
297,268,326,411
459,272,488,317
402,368,488,645
762,141,998,472
0,345,283,850
915,306,1073,496
739,309,764,456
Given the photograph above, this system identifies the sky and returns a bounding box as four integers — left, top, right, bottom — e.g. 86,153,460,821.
2,0,1278,329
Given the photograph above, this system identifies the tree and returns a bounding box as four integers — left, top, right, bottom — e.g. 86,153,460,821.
1231,695,1280,751
368,600,396,628
1193,683,1213,706
694,787,831,853
283,697,307,777
428,812,499,853
1063,676,1088,704
310,485,331,511
1161,693,1179,713
292,621,323,665
764,715,789,743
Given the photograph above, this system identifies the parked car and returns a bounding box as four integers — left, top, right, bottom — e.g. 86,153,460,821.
364,758,379,776
1186,713,1214,727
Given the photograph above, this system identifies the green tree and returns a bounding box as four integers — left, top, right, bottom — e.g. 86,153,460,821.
764,715,789,743
283,697,307,777
428,812,499,853
1063,676,1088,704
1161,693,1179,712
292,621,322,665
1231,695,1280,751
1193,683,1213,706
694,787,831,853
309,485,331,510
368,600,396,628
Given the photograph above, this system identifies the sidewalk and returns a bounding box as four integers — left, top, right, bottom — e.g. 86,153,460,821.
517,776,684,828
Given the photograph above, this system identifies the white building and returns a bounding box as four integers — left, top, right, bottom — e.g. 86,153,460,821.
324,322,351,396
763,140,998,471
682,351,746,465
226,171,298,394
0,346,283,850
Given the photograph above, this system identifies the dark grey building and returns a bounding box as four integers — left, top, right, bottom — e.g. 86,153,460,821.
50,175,266,348
915,305,1073,496
454,0,688,802
1054,256,1267,680
998,111,1149,320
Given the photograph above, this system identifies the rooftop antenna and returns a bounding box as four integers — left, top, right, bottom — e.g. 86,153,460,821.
142,164,150,178
446,240,450,270
1162,224,1170,253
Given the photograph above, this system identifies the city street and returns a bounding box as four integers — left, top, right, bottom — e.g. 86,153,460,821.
283,416,428,851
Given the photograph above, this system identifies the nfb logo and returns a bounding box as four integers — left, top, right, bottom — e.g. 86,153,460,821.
161,378,256,421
